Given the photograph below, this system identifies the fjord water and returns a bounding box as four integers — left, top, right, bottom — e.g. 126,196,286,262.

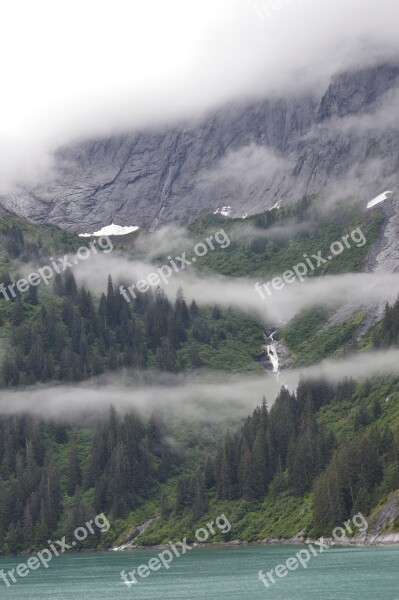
1,545,398,599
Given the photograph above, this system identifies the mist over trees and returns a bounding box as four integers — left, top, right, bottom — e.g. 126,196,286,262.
1,270,259,386
0,407,175,552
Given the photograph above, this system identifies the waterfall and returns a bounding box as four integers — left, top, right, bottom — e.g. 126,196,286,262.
265,330,279,376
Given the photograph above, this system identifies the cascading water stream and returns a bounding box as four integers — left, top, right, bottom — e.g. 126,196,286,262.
265,330,279,377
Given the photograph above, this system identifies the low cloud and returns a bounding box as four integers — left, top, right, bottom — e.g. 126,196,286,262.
1,349,399,422
73,252,399,325
321,86,399,135
1,0,399,190
198,144,290,189
233,221,312,244
132,225,195,261
0,371,282,423
294,349,399,384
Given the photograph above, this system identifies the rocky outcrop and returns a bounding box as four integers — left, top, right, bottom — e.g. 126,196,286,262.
317,191,399,338
316,63,399,121
2,63,399,232
355,491,399,545
112,516,160,551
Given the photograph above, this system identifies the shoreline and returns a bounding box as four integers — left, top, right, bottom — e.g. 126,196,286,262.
2,534,399,559
110,534,399,552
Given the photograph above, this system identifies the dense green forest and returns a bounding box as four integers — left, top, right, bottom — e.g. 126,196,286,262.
0,269,264,386
165,376,399,537
0,204,398,554
0,408,176,551
0,210,267,383
1,371,399,552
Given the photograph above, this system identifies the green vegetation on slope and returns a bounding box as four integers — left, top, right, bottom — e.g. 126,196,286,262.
113,374,399,546
281,306,366,366
0,210,83,274
186,199,384,279
0,199,395,553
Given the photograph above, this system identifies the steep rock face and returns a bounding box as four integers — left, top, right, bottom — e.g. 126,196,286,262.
2,63,399,232
355,490,399,545
317,63,399,121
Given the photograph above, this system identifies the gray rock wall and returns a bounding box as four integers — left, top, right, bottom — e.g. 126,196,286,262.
2,63,399,232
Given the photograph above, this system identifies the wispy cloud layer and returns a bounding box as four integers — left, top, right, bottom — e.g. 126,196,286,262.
73,253,399,324
1,0,399,190
1,349,399,422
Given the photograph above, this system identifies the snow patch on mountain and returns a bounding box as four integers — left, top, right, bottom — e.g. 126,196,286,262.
79,223,140,237
214,206,233,217
367,190,392,209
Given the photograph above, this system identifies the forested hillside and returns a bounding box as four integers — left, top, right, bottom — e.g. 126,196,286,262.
2,370,399,553
1,271,263,386
0,408,176,551
136,372,399,544
0,204,398,554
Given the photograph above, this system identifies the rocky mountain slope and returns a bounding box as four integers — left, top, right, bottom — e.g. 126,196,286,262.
2,63,399,232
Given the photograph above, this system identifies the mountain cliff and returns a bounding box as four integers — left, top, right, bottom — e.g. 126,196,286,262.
2,63,399,232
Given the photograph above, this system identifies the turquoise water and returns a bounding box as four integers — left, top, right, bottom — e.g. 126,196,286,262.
0,545,398,599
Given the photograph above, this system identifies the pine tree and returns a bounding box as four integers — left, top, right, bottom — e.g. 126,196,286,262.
27,284,38,305
12,298,24,325
160,493,171,519
53,273,64,295
175,475,192,511
106,275,116,326
67,440,82,496
251,430,269,498
190,300,200,321
156,338,177,371
63,271,78,302
23,502,34,548
193,473,208,519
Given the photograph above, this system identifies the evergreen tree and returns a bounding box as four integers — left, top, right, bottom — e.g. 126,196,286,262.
67,440,82,496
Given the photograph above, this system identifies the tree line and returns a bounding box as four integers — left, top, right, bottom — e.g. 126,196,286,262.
0,407,175,553
373,297,399,347
1,270,240,386
171,376,399,535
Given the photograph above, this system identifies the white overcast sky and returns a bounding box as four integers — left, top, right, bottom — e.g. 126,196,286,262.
0,0,398,188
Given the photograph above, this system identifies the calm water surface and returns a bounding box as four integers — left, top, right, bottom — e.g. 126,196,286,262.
0,545,398,599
